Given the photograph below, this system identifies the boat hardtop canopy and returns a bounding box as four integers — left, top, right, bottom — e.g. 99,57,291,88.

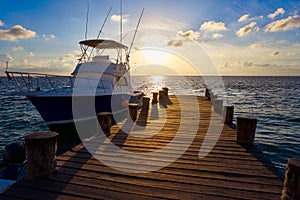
79,39,128,49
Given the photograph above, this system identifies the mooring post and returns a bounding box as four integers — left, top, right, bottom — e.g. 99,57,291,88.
211,94,218,106
97,112,112,135
152,92,158,104
162,87,169,97
208,89,212,101
205,88,210,100
25,132,58,180
236,116,257,145
214,99,223,114
210,92,214,102
142,96,150,111
159,90,165,99
128,103,138,121
281,158,300,200
223,106,234,124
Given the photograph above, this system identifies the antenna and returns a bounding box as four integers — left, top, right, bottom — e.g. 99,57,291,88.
84,3,89,40
120,0,123,62
127,8,144,61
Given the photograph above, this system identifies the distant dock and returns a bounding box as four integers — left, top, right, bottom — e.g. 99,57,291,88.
0,95,284,199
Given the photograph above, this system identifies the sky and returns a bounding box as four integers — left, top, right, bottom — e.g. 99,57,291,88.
0,0,300,76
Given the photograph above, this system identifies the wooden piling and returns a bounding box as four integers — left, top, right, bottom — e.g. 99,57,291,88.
152,92,158,103
214,99,223,114
162,87,169,97
159,90,166,99
97,112,112,135
25,132,58,179
236,116,257,145
205,88,210,100
142,96,150,110
207,89,212,101
128,103,138,121
281,158,300,200
211,95,218,107
223,106,234,124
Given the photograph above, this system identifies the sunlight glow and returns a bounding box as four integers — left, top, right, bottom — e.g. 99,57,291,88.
141,49,171,64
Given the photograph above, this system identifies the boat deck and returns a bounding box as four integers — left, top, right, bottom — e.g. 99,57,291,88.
0,95,283,199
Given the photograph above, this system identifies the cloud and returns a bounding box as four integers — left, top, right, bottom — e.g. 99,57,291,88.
0,54,13,62
200,21,227,32
42,34,55,41
248,43,261,49
12,46,24,51
0,20,4,27
238,14,250,22
27,52,34,56
236,22,259,37
177,30,200,40
268,8,285,20
212,33,223,39
166,40,183,47
286,52,295,56
264,15,300,32
242,61,298,69
166,30,199,47
0,25,36,41
111,14,129,23
238,14,263,22
272,51,280,56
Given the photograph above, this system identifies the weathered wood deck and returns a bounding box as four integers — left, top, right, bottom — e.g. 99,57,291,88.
1,95,283,199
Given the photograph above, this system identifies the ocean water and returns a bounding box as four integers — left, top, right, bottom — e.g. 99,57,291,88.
0,76,299,176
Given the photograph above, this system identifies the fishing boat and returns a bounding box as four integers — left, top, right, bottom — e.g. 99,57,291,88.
5,8,144,132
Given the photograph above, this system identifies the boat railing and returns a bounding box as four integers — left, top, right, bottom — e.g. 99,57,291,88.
5,71,113,94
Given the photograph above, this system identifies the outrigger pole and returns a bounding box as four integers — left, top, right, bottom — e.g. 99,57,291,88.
88,7,113,59
126,8,144,65
84,3,89,40
96,7,112,39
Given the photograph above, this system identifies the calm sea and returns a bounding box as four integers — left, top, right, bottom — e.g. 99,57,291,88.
0,76,299,176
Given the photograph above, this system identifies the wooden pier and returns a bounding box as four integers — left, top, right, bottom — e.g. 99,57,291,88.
0,95,283,199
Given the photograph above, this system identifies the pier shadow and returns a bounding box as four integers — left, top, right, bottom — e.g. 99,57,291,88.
241,144,283,179
109,119,132,149
159,96,173,108
150,103,159,120
135,107,149,127
2,142,94,199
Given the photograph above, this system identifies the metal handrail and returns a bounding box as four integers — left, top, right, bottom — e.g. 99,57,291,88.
5,71,113,94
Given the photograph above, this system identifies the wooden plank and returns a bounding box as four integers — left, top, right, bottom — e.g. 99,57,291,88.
56,158,282,189
57,163,282,195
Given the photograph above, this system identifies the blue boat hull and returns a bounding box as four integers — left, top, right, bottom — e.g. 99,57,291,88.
27,94,130,126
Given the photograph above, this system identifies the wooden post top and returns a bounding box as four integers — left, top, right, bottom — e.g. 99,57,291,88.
237,116,257,121
128,103,138,107
97,112,112,116
289,158,300,167
25,132,58,140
